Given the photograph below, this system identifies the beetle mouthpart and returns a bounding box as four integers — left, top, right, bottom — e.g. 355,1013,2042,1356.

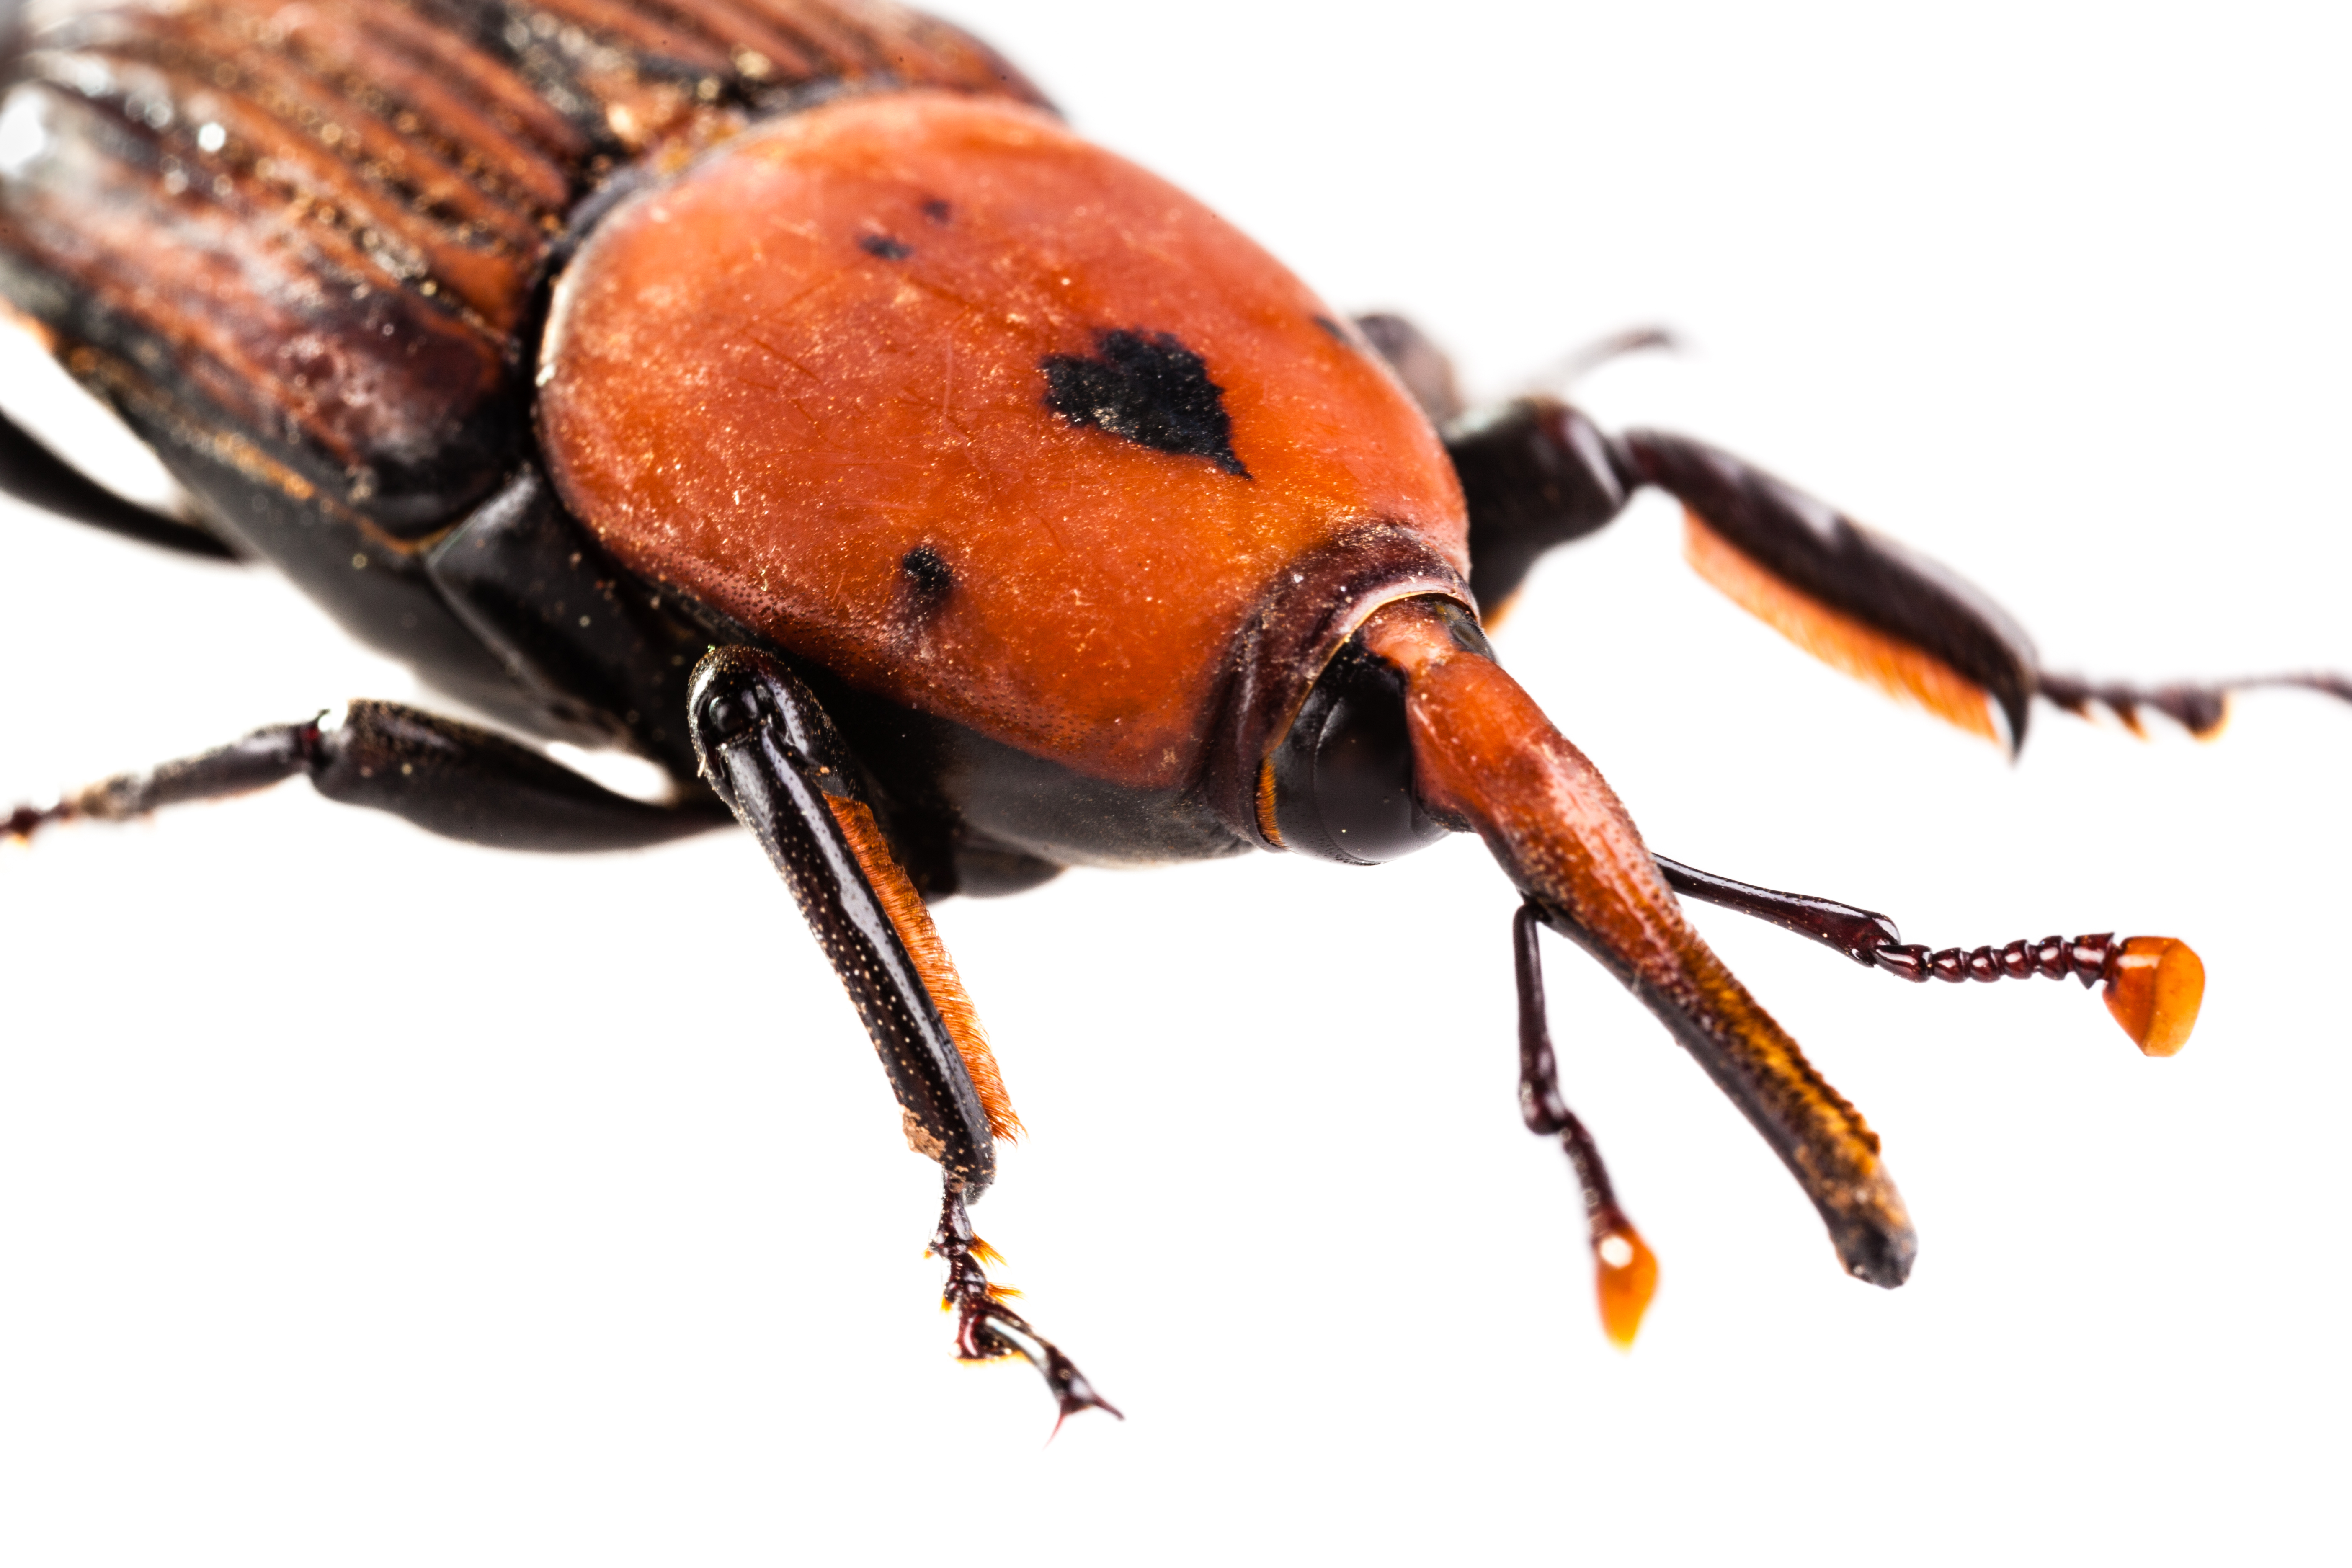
2101,937,2204,1057
1591,1217,1659,1349
1829,1200,1919,1288
1370,599,1917,1290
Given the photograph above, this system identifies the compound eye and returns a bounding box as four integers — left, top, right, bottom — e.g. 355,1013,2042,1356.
1268,641,1446,864
696,679,774,742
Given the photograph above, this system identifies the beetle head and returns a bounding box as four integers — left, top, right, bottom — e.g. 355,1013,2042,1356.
1262,600,1491,865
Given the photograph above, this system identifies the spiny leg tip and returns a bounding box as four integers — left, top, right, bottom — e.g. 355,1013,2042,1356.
1592,1221,1659,1349
1044,1364,1122,1439
2104,936,2204,1057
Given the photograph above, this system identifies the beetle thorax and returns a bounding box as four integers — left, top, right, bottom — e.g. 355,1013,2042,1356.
537,91,1467,793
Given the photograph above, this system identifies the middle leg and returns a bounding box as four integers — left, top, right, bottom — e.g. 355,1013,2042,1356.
686,645,1116,1425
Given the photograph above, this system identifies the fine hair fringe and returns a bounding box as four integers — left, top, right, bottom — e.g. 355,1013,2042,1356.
825,795,1023,1141
1683,512,1998,743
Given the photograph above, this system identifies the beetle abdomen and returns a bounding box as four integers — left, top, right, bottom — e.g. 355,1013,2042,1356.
538,91,1470,794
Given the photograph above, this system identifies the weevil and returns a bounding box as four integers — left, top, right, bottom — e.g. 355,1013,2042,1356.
1,0,2347,1431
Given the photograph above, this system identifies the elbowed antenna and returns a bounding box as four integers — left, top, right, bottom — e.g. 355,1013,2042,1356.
1651,858,2206,1058
1514,902,1658,1346
1356,597,1917,1289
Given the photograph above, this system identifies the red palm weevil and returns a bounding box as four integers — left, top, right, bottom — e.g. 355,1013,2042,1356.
0,0,2346,1437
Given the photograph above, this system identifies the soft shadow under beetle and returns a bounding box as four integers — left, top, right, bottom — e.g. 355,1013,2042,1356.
2,0,2345,1423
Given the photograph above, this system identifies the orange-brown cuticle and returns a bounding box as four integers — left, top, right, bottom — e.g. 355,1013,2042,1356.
1592,1217,1659,1349
2102,936,2205,1057
539,92,1466,794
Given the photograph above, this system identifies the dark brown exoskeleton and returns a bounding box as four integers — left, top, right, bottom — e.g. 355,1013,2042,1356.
0,0,2341,1422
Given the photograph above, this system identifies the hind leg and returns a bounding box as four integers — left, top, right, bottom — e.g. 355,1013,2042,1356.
0,407,232,560
6,700,722,850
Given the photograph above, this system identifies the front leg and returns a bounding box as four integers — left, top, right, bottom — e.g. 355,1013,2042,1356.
1357,317,2352,747
686,647,1115,1424
1485,407,2352,745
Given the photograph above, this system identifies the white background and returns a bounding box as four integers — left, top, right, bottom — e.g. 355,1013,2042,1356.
3,1,2347,1562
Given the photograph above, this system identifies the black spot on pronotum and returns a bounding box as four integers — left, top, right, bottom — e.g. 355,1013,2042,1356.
1313,314,1350,344
900,545,953,612
921,198,952,224
860,233,913,260
1040,329,1248,477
